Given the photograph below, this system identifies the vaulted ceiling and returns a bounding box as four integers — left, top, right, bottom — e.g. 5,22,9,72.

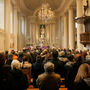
23,0,63,11
15,0,75,16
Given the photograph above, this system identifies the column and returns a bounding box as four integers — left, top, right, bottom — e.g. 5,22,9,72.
50,24,52,44
50,24,52,45
4,0,11,51
46,25,48,44
36,24,38,45
19,15,22,50
32,24,34,45
68,7,75,49
14,7,18,50
48,24,50,45
64,13,68,49
34,24,36,45
35,24,36,44
30,23,32,44
76,0,84,50
52,23,55,44
24,17,27,47
53,23,56,45
49,24,50,44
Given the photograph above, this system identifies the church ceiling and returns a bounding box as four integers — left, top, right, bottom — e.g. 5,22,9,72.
23,0,63,11
15,0,75,16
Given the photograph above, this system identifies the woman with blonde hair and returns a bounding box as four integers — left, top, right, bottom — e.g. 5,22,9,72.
74,63,90,90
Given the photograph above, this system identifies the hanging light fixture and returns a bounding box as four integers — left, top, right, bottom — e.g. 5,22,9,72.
38,0,54,22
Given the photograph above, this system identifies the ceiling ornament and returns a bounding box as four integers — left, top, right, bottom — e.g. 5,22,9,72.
37,0,54,23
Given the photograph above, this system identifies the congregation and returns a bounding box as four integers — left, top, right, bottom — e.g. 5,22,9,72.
0,47,90,90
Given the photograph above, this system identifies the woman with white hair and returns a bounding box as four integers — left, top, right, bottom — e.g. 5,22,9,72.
36,62,61,90
10,60,28,90
73,63,90,90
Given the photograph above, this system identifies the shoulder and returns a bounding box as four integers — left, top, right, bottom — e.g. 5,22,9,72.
52,73,61,79
38,73,46,79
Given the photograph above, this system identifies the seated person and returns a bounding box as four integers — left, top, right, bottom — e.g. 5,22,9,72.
36,62,61,90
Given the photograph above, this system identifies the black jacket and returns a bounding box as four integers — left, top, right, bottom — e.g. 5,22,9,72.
0,66,15,90
10,69,28,90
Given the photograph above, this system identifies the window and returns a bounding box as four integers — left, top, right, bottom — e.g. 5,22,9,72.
0,0,4,29
75,22,77,29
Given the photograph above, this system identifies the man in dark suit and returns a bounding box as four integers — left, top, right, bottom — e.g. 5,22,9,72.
31,55,44,87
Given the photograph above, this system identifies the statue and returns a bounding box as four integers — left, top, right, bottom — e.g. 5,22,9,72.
39,25,46,46
41,26,45,38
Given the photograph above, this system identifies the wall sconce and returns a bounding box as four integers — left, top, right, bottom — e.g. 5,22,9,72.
84,0,88,16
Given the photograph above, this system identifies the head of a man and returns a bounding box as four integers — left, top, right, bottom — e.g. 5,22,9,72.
44,62,54,73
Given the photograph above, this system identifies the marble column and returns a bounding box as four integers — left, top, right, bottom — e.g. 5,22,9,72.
34,24,36,45
64,13,68,49
19,15,22,50
76,0,84,50
34,24,36,44
4,0,11,51
48,24,50,44
46,24,48,44
68,7,75,49
36,24,39,45
52,23,55,44
51,24,53,44
24,17,27,47
14,7,18,50
32,24,34,45
50,24,52,45
30,23,32,44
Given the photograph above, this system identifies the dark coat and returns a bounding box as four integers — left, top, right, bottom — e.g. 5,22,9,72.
10,69,28,90
51,58,64,76
0,66,15,90
31,61,44,87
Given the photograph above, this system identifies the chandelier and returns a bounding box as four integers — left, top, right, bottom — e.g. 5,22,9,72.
38,1,54,22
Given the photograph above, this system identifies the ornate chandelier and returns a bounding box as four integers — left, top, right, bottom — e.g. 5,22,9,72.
38,2,54,22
